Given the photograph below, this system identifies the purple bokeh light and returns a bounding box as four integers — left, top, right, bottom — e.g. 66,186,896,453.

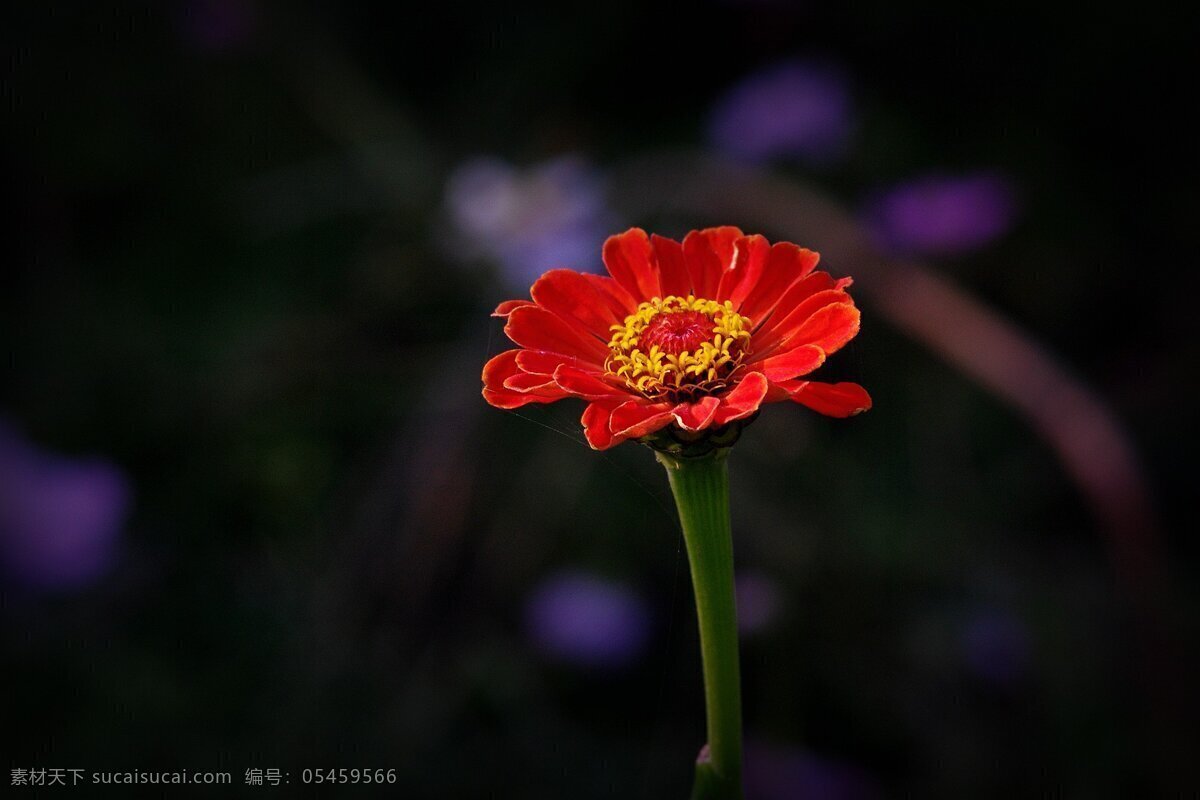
960,608,1032,687
864,172,1018,258
744,741,881,800
177,0,259,52
707,60,855,166
736,572,783,635
0,421,130,591
444,156,616,290
523,570,652,669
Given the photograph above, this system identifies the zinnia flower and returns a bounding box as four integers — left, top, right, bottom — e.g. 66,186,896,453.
482,227,871,450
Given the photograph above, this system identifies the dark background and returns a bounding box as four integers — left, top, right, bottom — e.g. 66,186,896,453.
4,2,1198,797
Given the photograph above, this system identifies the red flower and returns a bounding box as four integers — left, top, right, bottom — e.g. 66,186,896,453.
482,227,871,450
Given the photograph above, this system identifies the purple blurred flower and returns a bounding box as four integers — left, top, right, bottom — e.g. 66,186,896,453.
0,422,130,591
744,741,881,800
707,60,855,165
178,0,258,52
864,172,1018,257
524,570,651,669
960,608,1031,687
444,156,616,290
736,572,782,635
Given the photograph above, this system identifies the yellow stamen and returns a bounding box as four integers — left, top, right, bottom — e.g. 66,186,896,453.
605,296,752,400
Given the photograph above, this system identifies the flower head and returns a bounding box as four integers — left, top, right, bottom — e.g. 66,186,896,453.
483,227,871,451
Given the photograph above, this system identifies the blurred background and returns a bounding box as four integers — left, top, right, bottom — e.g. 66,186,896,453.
4,1,1198,797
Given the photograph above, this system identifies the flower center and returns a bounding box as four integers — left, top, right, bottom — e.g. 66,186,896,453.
640,309,714,355
606,296,752,399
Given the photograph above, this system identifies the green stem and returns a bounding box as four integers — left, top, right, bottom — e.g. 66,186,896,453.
657,449,744,800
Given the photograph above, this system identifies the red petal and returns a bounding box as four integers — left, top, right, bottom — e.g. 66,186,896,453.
609,399,676,442
711,372,769,426
777,302,860,356
683,226,743,299
719,234,771,306
753,287,850,353
493,299,533,317
671,396,721,431
531,268,624,341
483,388,561,409
763,380,789,403
603,228,661,300
505,305,609,364
751,272,837,335
516,349,601,376
738,244,821,323
581,274,637,317
554,365,627,400
652,234,691,297
780,381,873,417
482,350,563,409
749,344,827,382
502,373,565,395
582,401,620,449
483,349,520,385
